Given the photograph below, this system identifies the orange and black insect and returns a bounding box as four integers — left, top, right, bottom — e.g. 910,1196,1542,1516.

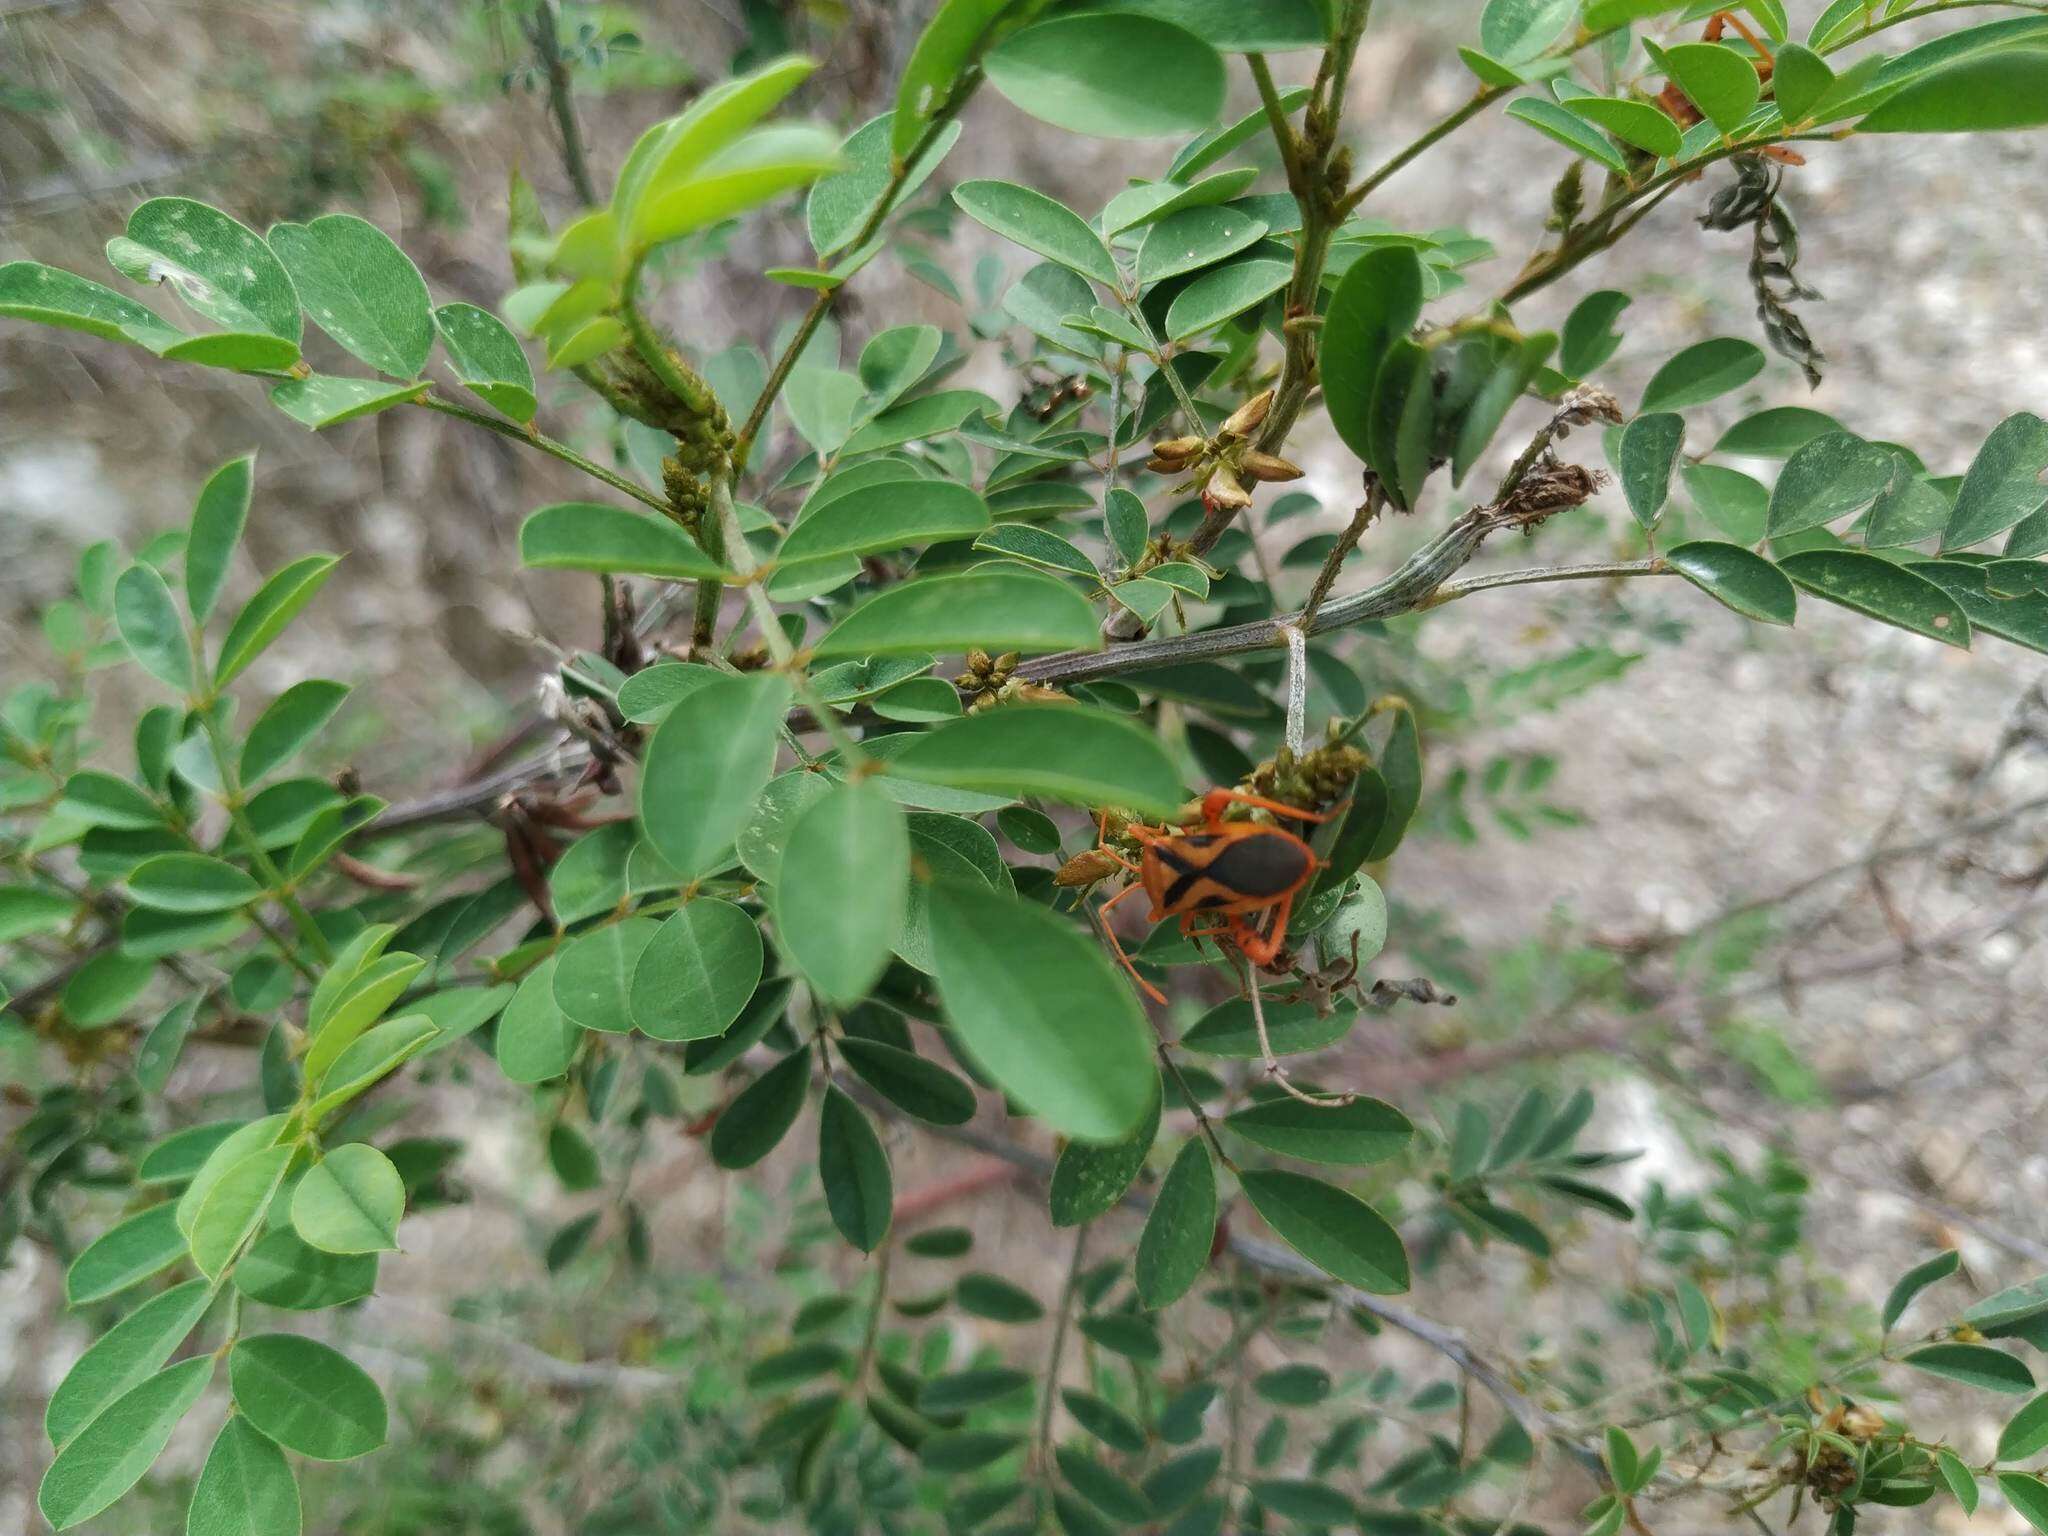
1088,789,1339,1004
1657,9,1807,165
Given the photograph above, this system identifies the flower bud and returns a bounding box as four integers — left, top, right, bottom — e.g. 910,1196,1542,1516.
1242,451,1305,483
1205,465,1252,511
1220,387,1274,439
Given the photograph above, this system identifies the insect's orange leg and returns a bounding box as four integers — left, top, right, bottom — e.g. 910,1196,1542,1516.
1097,881,1165,1005
1200,788,1345,829
1234,892,1295,969
1704,9,1774,67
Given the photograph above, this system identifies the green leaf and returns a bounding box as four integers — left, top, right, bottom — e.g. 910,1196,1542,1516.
630,899,766,1040
1051,1089,1161,1226
188,1145,293,1277
1240,1168,1409,1293
888,704,1185,819
174,1115,287,1236
818,1087,893,1252
839,1037,977,1125
1136,1139,1217,1308
1640,336,1765,412
1942,412,2048,552
778,479,988,574
1650,40,1761,134
1666,541,1797,625
2001,1394,2048,1463
231,1334,388,1459
1165,257,1292,341
188,1416,301,1536
1778,549,1970,647
1682,463,1767,543
241,680,349,782
1773,43,1835,122
1902,1342,2034,1394
44,1279,211,1448
927,880,1156,1142
1563,95,1685,157
1506,98,1629,172
616,54,818,229
1481,0,1578,61
268,213,432,378
974,524,1098,579
1765,431,1900,535
893,0,1017,159
269,375,428,428
59,770,165,831
1223,1095,1412,1165
984,13,1226,140
810,111,962,257
772,780,907,1006
1882,1247,1961,1330
1322,246,1427,470
106,197,300,345
65,1204,185,1310
1560,290,1629,376
114,563,196,694
186,454,254,624
2009,1474,2048,1536
57,950,148,1028
433,302,536,421
639,672,793,877
125,852,261,913
495,956,577,1083
1617,412,1684,529
1604,1426,1641,1493
1861,50,2048,133
291,1142,404,1253
0,260,184,353
1367,704,1422,861
710,1046,813,1169
215,553,341,686
519,501,729,581
1938,1448,1979,1514
233,1228,376,1311
1137,205,1271,284
812,569,1101,658
305,1014,437,1123
553,916,660,1033
953,180,1118,287
1179,997,1357,1057
37,1356,213,1530
1715,404,1842,457
1452,330,1555,483
630,123,843,251
1108,0,1324,51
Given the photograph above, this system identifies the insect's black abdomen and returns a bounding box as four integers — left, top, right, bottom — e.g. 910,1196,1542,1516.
1204,833,1311,899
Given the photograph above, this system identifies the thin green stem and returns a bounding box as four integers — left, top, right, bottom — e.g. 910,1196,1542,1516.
854,1239,894,1390
199,713,333,968
730,80,984,475
1817,0,2048,52
1034,1226,1088,1470
708,481,866,767
1338,87,1505,216
415,396,669,512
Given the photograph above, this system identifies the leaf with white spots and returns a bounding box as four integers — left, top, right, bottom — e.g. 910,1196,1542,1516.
105,198,301,348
